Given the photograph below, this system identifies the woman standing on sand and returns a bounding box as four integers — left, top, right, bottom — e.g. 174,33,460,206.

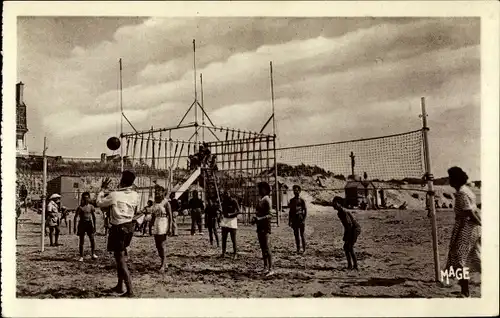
445,166,481,298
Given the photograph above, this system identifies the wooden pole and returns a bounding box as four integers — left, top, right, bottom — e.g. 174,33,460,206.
145,128,151,164
125,137,130,158
119,59,124,173
201,73,205,142
193,40,198,155
421,97,441,282
152,128,156,169
164,137,168,172
41,137,48,252
350,152,355,178
270,61,280,226
158,131,162,169
169,131,173,191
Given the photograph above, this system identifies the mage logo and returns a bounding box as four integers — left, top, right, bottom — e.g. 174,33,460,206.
441,266,470,285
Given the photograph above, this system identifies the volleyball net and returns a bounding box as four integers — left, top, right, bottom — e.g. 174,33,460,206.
274,129,436,212
277,130,425,180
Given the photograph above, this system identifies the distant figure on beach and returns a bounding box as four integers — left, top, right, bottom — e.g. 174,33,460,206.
60,206,69,227
16,199,22,239
379,189,386,208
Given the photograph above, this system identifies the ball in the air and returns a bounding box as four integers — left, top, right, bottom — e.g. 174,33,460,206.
107,137,121,151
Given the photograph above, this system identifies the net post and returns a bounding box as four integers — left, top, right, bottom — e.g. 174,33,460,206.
421,97,441,282
270,61,280,226
41,137,48,252
273,135,279,226
119,58,124,173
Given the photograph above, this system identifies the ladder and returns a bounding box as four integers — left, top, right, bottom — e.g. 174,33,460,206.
202,167,222,209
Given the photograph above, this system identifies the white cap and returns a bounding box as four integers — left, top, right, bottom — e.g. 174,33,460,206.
49,193,61,200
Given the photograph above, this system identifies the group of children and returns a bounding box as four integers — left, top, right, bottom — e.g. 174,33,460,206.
287,185,361,270
71,179,362,285
58,168,365,297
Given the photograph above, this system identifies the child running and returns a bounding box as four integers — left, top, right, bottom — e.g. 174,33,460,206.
73,192,98,261
204,199,220,247
150,195,173,272
252,182,274,276
333,196,361,270
288,185,307,254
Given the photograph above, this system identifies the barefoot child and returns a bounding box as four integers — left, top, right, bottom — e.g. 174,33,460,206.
74,192,98,261
288,185,307,254
252,182,274,276
333,196,361,270
205,199,220,247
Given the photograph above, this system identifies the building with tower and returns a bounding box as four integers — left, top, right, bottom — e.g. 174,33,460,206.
16,82,29,156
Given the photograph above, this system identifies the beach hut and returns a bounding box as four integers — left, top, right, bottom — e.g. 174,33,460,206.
344,177,377,208
46,175,82,210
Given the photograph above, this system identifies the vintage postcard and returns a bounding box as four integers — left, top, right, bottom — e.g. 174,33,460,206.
2,1,499,317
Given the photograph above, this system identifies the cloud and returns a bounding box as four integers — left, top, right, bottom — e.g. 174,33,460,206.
17,17,480,179
209,99,283,131
44,109,150,138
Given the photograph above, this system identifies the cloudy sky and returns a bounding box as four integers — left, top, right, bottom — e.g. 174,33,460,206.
17,17,480,179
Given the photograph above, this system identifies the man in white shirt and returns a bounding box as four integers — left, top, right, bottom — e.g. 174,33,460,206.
96,170,139,297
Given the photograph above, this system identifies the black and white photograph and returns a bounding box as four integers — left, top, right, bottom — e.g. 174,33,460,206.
2,1,499,317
